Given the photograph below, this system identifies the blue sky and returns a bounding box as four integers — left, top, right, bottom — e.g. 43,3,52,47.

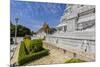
10,0,66,31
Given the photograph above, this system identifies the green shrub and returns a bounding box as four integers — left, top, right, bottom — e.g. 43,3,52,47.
23,38,31,53
18,49,49,65
18,38,49,65
23,37,43,53
30,39,43,52
65,58,85,63
18,41,29,60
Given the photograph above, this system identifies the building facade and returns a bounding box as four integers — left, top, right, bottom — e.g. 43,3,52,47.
45,4,95,61
57,4,95,32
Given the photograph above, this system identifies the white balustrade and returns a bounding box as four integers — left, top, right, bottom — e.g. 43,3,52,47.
78,5,95,13
46,31,95,54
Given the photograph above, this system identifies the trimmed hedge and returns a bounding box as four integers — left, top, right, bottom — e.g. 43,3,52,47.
18,38,49,65
65,58,85,63
18,41,29,60
23,38,31,53
23,36,43,53
18,49,49,65
30,39,43,52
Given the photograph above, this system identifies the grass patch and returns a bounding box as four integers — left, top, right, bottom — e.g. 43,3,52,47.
65,58,85,63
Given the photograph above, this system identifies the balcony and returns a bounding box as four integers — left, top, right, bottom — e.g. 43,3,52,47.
56,23,67,28
61,13,77,21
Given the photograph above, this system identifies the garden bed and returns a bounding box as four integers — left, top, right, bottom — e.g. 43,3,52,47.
18,36,49,65
18,48,49,65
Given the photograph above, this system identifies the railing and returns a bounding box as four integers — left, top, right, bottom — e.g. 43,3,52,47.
61,12,77,21
78,6,95,13
78,15,95,23
49,31,95,40
46,31,95,60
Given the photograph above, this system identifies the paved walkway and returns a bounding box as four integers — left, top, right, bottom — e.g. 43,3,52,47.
25,42,70,65
10,44,20,65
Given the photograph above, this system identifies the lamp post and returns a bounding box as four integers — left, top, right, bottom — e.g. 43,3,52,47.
14,17,19,45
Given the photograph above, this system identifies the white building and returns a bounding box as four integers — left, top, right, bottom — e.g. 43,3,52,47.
57,4,95,32
37,31,46,39
45,4,95,61
36,22,49,39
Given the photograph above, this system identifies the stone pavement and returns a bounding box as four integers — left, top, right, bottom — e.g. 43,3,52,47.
10,44,20,65
25,42,71,65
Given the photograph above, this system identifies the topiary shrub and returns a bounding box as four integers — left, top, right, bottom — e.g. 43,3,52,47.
18,37,49,65
23,36,44,53
30,39,44,53
23,35,32,53
23,38,31,52
18,41,29,61
18,49,49,65
65,58,85,63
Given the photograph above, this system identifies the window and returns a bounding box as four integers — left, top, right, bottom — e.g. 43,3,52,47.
93,8,95,13
81,5,84,7
64,26,67,32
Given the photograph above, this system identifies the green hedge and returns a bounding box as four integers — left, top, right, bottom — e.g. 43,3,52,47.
18,41,29,60
23,37,43,53
23,37,31,53
18,38,49,65
18,49,49,65
30,39,43,52
65,58,85,63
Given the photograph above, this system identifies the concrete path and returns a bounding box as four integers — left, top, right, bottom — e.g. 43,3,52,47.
25,42,70,65
10,44,20,65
